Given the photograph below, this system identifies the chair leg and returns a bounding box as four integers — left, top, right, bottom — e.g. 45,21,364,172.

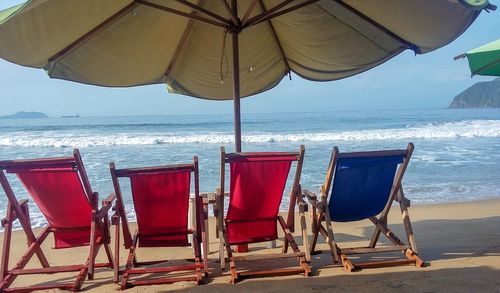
121,233,138,290
215,192,226,270
323,208,339,263
309,212,321,255
318,225,337,265
370,217,405,247
221,227,237,283
194,256,203,284
87,242,101,281
74,259,90,291
0,227,51,290
21,204,50,268
104,243,114,268
278,216,312,276
101,216,115,270
219,232,226,270
398,188,419,253
192,231,203,283
202,221,209,275
113,218,121,283
0,203,14,281
282,235,293,254
88,223,97,280
313,207,338,264
369,222,382,248
299,203,311,262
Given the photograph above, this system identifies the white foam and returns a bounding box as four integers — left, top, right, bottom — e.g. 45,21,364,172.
1,120,500,148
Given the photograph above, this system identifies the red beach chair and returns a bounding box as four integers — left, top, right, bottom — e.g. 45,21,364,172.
0,150,115,292
305,143,424,271
215,146,311,283
109,157,208,290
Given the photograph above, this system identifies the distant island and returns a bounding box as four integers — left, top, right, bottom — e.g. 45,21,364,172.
449,78,500,108
0,111,48,119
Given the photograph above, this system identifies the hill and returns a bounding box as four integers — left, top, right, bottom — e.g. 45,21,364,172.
449,78,500,108
0,111,48,119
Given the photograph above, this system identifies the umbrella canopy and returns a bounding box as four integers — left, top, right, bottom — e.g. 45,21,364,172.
0,0,495,151
455,38,500,77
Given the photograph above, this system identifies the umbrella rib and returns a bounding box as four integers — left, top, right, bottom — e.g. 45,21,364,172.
174,0,230,24
245,0,321,28
163,0,200,77
241,0,259,27
257,0,291,78
331,0,420,54
219,0,239,26
244,0,297,27
48,2,139,64
137,0,227,28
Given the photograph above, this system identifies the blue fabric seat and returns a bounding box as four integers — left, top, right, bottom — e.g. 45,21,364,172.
329,155,403,222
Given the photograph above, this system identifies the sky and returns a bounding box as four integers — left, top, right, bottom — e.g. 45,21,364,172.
0,1,499,117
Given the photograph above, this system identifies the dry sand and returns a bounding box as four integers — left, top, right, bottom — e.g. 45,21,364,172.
1,198,499,292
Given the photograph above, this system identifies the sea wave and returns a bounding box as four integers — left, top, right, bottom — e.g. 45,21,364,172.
1,120,500,148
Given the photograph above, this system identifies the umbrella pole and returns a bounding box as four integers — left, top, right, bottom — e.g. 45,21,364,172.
231,0,242,153
232,31,242,153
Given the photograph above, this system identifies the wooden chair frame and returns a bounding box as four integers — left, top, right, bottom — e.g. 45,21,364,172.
305,143,424,271
110,157,208,290
214,146,311,284
0,149,115,292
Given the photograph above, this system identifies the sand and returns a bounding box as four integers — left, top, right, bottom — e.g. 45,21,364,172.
1,198,499,292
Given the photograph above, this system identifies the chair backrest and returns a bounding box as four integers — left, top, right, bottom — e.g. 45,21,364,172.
110,158,199,248
325,144,413,222
0,150,95,248
221,146,304,245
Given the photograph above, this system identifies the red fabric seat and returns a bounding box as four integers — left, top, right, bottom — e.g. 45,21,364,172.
226,156,294,245
129,171,191,247
16,168,95,249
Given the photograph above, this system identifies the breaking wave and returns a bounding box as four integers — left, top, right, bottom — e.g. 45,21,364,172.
1,120,500,148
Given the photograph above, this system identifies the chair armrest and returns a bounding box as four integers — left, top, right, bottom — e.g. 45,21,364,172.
197,193,209,221
395,195,411,207
213,189,228,217
201,192,217,206
1,199,29,227
18,199,29,207
302,190,326,210
303,190,317,202
102,192,117,207
96,192,116,219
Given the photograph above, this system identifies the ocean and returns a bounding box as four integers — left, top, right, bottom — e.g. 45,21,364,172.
1,108,499,228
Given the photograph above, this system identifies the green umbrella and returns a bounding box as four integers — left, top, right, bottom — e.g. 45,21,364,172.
0,0,496,151
455,38,500,77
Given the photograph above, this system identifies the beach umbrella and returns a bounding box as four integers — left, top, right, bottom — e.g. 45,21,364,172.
455,38,500,77
0,0,495,152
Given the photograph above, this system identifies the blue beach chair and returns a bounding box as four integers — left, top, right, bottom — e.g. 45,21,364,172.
304,143,424,271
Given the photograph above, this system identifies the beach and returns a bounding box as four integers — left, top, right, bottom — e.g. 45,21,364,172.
1,198,499,292
1,109,499,291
